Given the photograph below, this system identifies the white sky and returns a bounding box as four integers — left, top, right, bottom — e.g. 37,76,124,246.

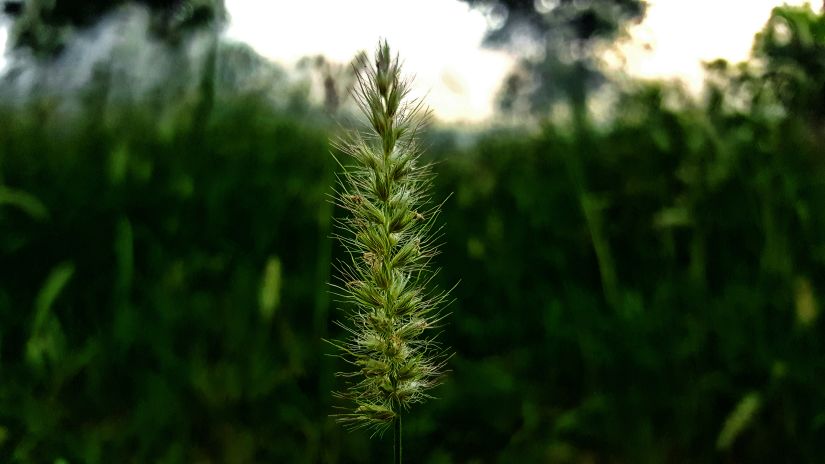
617,0,810,91
0,1,813,121
0,17,8,72
226,0,811,123
224,0,513,123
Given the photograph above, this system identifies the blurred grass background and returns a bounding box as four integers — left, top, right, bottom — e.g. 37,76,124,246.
1,1,825,463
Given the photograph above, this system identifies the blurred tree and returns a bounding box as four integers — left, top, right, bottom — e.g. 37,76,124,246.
1,0,229,147
296,52,367,114
2,0,226,55
459,0,646,115
752,5,825,132
460,0,646,309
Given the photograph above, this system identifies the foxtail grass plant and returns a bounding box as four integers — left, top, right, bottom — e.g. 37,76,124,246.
328,41,451,463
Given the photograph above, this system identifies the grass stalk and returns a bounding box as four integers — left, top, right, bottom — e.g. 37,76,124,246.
394,414,402,464
328,40,451,456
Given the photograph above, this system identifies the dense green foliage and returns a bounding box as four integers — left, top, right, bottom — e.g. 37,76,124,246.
1,4,824,463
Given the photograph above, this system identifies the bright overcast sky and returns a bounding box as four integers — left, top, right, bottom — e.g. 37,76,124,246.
0,1,813,122
224,0,512,123
225,0,810,123
618,0,810,89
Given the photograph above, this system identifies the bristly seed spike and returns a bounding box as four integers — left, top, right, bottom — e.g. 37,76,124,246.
329,41,452,442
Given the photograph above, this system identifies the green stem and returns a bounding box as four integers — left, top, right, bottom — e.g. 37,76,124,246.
394,414,402,464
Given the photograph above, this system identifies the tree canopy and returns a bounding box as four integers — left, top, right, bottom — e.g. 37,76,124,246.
2,0,225,55
460,0,647,114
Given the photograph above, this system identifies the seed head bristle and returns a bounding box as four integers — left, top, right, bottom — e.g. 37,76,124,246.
329,40,451,433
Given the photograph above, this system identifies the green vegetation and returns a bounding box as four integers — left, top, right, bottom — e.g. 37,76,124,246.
0,4,824,463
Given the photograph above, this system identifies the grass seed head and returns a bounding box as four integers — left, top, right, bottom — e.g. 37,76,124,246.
330,40,451,435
